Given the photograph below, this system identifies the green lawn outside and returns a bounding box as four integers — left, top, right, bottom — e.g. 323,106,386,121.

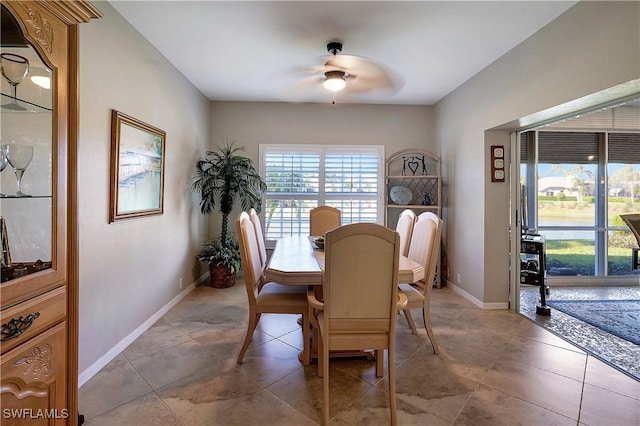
545,240,636,276
533,200,639,275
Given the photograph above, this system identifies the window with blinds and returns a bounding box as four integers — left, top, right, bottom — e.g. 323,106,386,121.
260,145,384,239
608,133,640,163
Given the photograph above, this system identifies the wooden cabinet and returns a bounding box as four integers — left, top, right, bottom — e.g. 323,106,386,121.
385,149,442,287
0,2,100,424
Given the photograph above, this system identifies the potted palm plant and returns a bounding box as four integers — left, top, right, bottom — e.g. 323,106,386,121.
192,142,266,288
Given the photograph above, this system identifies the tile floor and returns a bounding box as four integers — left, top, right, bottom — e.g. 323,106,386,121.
79,282,640,425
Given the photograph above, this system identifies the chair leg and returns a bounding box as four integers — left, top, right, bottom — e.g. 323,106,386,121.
301,311,310,366
422,307,439,354
322,337,330,426
388,345,397,426
402,309,418,334
375,349,384,378
237,312,259,364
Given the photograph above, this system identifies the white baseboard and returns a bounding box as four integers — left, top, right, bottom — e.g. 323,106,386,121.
445,281,509,310
78,275,206,388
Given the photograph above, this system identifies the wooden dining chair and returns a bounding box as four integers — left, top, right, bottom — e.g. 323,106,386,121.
398,211,442,354
395,209,417,256
235,212,310,365
307,223,407,426
309,206,341,236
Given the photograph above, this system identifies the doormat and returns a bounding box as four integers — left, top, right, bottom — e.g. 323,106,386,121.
545,299,640,346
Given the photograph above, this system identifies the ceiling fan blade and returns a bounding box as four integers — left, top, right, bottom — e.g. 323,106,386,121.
284,75,326,103
325,54,387,78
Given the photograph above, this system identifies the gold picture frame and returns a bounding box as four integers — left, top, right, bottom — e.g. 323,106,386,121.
109,110,166,223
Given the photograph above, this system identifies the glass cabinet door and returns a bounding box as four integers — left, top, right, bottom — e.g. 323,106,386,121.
0,4,54,284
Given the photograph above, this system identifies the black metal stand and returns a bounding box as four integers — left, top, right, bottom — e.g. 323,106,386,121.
535,284,551,316
521,234,551,316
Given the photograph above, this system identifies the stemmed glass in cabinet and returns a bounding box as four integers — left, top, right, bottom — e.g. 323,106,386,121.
0,145,8,197
0,53,30,111
6,144,33,197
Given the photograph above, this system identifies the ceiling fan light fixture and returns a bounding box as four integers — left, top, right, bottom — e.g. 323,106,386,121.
323,70,346,92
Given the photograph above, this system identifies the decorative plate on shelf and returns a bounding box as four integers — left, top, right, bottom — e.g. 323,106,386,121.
389,185,413,205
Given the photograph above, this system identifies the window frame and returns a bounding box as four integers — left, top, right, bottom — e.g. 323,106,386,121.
259,144,385,238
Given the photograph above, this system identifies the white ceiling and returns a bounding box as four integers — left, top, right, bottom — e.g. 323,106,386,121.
109,1,578,106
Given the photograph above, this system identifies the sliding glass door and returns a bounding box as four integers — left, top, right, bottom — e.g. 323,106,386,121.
520,128,640,278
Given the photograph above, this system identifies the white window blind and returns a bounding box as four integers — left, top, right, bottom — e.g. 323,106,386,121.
260,144,384,239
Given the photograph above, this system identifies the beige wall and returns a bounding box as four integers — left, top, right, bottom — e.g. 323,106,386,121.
435,1,640,304
208,101,434,239
78,2,209,377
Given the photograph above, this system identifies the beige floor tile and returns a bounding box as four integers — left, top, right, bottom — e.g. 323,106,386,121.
211,388,317,425
122,322,193,362
83,392,181,426
331,383,402,425
277,325,305,352
256,313,304,339
156,363,262,425
453,384,576,426
436,322,513,356
394,324,433,357
79,354,153,420
395,349,480,422
269,361,377,424
584,356,640,400
127,339,218,390
189,320,272,361
235,338,307,387
579,382,640,426
482,356,582,420
518,320,587,352
329,354,385,386
501,335,588,381
433,341,499,383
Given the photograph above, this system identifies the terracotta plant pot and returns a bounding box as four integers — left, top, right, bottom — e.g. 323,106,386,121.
209,264,236,288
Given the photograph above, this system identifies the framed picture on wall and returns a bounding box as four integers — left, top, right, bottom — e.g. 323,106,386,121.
109,110,166,223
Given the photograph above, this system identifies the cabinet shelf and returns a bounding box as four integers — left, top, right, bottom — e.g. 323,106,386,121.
1,92,52,113
1,195,52,199
387,204,439,209
386,175,439,180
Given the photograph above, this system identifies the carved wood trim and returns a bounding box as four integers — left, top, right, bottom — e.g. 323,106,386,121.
36,0,103,24
14,344,52,379
0,380,49,399
21,4,54,53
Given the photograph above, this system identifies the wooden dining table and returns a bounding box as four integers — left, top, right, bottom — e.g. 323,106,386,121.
266,236,425,285
264,235,425,364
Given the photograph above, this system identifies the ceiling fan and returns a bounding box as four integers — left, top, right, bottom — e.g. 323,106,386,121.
297,41,402,96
